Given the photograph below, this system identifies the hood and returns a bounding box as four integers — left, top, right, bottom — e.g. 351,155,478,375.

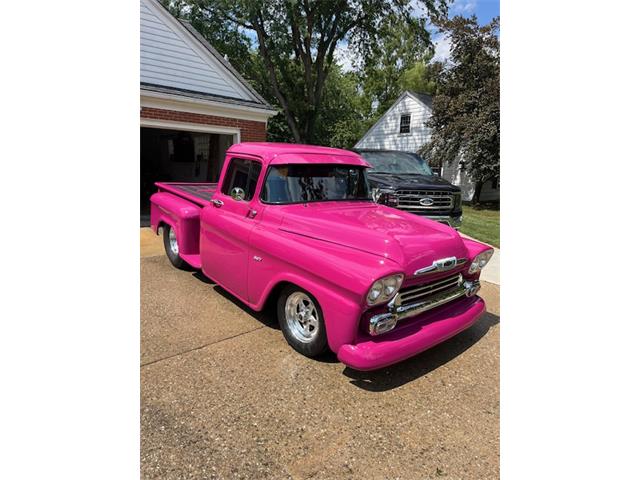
367,172,459,191
278,202,468,276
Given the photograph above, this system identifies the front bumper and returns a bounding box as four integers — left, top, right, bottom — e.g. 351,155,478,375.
425,214,462,229
337,295,485,371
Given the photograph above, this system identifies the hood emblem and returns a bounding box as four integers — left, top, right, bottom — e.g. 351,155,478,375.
419,197,434,206
414,257,467,276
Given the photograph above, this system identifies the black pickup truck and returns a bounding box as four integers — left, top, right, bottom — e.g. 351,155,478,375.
354,149,463,228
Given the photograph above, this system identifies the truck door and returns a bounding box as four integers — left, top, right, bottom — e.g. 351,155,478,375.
200,156,264,302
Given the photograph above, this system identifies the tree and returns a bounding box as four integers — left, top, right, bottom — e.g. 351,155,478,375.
187,0,447,143
420,15,500,205
359,15,435,116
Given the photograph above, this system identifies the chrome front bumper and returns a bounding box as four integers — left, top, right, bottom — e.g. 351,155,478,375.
426,215,462,229
369,280,481,335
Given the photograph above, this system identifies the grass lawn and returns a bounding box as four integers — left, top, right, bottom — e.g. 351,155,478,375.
459,206,500,248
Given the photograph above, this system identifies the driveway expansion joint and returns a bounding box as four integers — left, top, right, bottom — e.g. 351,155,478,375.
141,325,266,368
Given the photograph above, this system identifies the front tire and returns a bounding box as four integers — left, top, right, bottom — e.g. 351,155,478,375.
277,285,328,357
162,225,187,270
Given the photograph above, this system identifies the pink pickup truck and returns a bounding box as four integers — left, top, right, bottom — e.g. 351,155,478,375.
150,143,493,370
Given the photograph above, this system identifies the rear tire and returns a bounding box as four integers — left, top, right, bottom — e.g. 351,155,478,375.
277,285,328,357
162,225,188,270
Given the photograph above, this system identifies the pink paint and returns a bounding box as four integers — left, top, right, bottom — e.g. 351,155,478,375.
150,143,492,370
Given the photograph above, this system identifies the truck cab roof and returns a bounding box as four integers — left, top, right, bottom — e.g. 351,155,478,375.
228,142,370,167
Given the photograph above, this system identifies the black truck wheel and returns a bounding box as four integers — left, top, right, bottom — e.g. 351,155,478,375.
277,285,328,357
162,225,188,270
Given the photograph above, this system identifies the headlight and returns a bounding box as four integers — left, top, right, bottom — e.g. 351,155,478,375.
468,250,494,274
372,188,399,207
367,273,404,305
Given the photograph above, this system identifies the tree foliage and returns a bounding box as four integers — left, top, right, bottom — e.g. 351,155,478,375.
178,0,446,143
420,15,500,204
359,15,435,116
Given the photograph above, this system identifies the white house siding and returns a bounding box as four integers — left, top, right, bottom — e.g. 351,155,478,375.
140,0,252,101
355,94,431,151
440,162,499,202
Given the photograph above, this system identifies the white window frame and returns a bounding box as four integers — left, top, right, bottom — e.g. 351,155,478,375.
399,113,411,134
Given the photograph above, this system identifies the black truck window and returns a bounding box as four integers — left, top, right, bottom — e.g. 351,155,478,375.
261,164,370,204
222,158,261,201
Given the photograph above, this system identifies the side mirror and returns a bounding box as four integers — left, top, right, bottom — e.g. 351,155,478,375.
230,187,246,201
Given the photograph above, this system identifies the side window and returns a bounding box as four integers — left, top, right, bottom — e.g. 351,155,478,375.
222,158,262,201
399,114,411,134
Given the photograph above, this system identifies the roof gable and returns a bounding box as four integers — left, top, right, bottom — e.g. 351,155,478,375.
140,0,269,108
354,91,432,150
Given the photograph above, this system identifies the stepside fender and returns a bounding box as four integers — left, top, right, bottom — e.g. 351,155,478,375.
150,192,201,256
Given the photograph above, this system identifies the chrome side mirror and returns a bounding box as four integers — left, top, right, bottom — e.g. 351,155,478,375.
230,187,246,201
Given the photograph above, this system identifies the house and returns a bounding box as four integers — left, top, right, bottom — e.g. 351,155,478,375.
140,0,276,214
354,91,499,202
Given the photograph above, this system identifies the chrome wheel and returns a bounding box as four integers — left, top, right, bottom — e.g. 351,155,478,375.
168,227,179,255
285,292,320,343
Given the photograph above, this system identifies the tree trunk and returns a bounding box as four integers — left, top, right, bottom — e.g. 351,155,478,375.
471,180,484,205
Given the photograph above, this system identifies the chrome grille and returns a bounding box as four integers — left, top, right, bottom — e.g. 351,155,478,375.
397,273,462,307
396,190,454,211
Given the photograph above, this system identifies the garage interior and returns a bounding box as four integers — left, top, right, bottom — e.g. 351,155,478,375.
141,127,234,223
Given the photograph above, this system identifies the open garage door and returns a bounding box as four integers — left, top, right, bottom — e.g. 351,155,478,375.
140,127,234,220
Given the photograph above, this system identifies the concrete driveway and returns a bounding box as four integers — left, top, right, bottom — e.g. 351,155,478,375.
140,228,500,479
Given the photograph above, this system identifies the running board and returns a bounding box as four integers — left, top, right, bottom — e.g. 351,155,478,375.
179,253,201,269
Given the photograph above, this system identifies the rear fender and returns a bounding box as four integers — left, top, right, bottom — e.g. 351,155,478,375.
150,192,201,255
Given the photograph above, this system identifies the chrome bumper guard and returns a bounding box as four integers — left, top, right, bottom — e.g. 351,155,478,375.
369,280,481,336
426,215,462,229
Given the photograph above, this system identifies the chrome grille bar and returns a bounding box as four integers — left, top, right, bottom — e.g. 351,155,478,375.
396,190,454,210
397,274,462,304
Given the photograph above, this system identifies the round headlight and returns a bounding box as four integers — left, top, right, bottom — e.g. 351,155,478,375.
383,276,400,295
468,250,494,274
367,280,384,304
367,274,404,305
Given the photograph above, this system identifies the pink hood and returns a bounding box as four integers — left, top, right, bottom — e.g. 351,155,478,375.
278,202,468,276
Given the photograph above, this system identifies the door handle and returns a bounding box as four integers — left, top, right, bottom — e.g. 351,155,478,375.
211,199,224,207
247,209,258,219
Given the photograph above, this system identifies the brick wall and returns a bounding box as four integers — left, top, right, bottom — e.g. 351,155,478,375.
140,107,267,141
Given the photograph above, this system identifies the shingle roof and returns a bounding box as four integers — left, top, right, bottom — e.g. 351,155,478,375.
408,91,433,109
142,0,274,112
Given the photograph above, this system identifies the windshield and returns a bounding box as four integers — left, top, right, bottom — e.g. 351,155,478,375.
359,151,433,175
261,164,371,204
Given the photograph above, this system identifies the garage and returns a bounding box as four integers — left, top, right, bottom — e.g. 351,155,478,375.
140,126,235,215
139,0,276,222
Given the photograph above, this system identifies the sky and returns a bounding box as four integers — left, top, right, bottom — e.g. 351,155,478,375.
448,0,500,26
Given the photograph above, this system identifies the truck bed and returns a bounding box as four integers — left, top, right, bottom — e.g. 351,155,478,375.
155,182,217,207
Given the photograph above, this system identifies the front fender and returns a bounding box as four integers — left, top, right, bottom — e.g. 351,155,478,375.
461,237,494,259
248,227,403,354
257,272,363,354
